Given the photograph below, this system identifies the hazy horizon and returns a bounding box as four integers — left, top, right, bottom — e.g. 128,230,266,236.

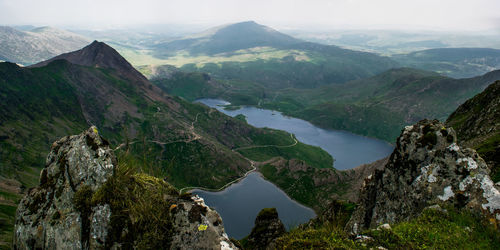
1,0,499,34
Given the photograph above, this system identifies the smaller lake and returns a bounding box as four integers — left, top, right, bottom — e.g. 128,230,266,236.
192,172,316,239
197,98,394,170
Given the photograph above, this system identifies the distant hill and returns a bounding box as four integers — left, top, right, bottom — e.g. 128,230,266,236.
268,68,500,141
145,21,398,88
0,26,90,65
156,66,500,142
393,48,500,78
153,21,302,56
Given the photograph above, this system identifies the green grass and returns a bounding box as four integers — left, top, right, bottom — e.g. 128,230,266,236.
272,206,500,249
476,133,500,182
365,208,500,249
476,133,500,155
258,163,348,211
91,154,178,249
238,141,333,169
274,223,358,249
0,204,16,248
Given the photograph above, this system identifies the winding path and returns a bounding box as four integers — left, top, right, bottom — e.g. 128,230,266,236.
114,112,203,151
232,133,298,151
113,111,297,195
178,157,257,194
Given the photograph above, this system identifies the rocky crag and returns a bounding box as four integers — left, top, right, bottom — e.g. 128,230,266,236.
347,119,500,233
14,127,236,249
244,208,285,250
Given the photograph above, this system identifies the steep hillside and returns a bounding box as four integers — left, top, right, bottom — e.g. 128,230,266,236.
0,26,90,65
1,41,334,189
0,41,335,245
394,48,500,78
447,81,500,181
154,66,500,142
282,68,500,141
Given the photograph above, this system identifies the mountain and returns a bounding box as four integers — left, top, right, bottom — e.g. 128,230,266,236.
153,21,302,56
0,41,334,244
0,26,90,65
393,48,500,78
146,21,398,89
31,41,151,87
447,80,500,181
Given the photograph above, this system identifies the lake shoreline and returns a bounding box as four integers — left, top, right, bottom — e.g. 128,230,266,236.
197,98,394,170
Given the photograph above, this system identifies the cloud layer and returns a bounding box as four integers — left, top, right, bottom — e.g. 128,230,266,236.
0,0,498,32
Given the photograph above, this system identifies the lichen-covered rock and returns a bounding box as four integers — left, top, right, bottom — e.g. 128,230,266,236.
169,195,236,249
246,208,286,250
14,127,237,249
14,126,115,249
347,119,500,234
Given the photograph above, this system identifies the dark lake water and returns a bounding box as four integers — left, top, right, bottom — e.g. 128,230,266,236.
192,172,316,239
193,98,394,239
198,98,393,170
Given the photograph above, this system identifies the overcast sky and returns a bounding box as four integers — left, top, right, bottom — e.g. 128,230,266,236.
1,0,499,32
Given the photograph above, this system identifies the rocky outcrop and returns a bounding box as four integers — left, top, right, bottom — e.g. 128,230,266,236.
14,126,115,249
347,119,500,234
246,208,286,250
446,80,500,181
14,127,237,249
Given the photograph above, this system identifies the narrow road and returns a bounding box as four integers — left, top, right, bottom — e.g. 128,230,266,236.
114,113,203,151
178,157,257,194
232,133,298,151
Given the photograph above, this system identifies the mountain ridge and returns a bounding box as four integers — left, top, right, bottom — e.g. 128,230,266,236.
394,47,500,78
0,25,90,65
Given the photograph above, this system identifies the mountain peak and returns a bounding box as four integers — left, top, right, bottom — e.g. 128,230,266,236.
154,21,302,55
31,40,146,80
33,41,128,68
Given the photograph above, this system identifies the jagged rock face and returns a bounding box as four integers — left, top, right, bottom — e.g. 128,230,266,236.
14,127,237,249
347,119,500,234
246,208,286,250
14,126,115,249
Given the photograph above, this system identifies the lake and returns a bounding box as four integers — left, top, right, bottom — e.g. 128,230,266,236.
192,172,316,239
197,98,393,170
193,98,394,239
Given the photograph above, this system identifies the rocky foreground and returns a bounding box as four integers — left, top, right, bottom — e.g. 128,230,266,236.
347,119,500,233
14,126,236,249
